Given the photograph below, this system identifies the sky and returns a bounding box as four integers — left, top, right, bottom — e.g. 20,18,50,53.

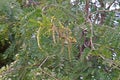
70,0,120,10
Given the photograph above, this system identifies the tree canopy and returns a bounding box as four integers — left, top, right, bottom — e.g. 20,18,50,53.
0,0,120,80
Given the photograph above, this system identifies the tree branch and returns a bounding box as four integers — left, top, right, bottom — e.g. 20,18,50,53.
90,8,120,16
107,0,116,9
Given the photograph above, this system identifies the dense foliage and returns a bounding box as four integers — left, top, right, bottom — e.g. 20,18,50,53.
0,0,120,80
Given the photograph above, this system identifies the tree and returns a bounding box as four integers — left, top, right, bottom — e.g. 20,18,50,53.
0,0,120,80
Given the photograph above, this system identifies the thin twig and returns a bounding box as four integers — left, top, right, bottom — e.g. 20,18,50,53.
39,56,49,68
42,4,79,21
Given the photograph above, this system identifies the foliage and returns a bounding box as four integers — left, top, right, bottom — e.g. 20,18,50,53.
0,0,22,67
0,0,120,80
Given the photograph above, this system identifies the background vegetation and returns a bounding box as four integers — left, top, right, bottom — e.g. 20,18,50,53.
0,0,120,80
